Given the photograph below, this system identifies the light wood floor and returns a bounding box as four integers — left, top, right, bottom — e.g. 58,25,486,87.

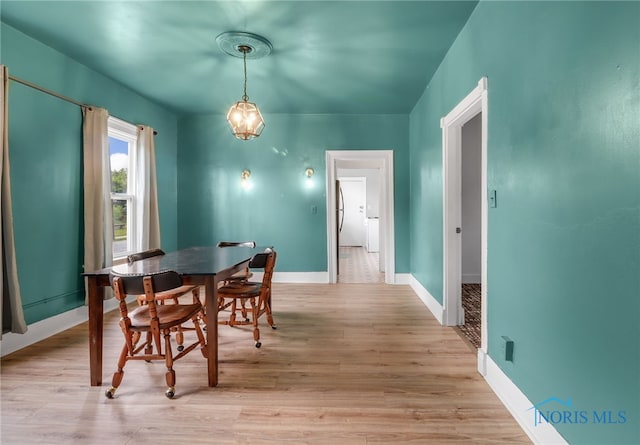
1,283,530,444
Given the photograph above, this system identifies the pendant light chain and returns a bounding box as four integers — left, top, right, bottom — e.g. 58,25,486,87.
242,49,249,102
221,33,268,140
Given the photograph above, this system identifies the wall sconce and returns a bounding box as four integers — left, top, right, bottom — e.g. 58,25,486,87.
304,167,315,189
241,169,251,189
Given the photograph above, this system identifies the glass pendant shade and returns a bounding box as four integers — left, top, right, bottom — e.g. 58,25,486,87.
227,99,265,140
219,35,270,141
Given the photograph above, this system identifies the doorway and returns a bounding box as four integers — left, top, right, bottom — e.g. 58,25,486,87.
458,113,482,349
442,78,488,359
337,175,384,283
326,150,395,284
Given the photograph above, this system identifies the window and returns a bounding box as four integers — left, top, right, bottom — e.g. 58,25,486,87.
108,117,138,260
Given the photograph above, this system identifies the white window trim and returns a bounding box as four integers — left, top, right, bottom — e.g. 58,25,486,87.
108,116,139,261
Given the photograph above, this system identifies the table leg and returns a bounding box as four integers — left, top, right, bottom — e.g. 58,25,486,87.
87,276,104,386
204,275,219,387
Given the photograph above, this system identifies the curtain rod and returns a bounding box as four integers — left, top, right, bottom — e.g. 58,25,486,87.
8,74,158,135
9,74,86,108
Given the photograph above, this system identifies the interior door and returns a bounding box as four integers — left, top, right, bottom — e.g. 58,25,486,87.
338,178,366,246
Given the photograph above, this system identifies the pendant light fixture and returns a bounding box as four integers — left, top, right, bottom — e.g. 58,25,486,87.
217,32,272,140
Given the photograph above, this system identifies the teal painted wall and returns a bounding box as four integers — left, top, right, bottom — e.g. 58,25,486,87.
1,23,179,324
177,113,410,273
410,2,639,443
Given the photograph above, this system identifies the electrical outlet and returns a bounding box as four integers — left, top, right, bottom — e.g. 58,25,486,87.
501,336,514,362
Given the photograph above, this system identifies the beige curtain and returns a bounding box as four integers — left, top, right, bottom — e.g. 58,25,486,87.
83,107,112,301
136,126,160,250
0,65,28,336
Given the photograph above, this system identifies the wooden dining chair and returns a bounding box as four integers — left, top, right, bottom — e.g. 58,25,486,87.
127,248,200,351
106,271,207,399
217,248,277,348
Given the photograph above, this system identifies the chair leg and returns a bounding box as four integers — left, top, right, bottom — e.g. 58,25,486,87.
267,310,276,329
229,299,238,326
144,331,153,356
175,328,185,352
163,330,176,398
257,292,276,330
250,297,261,348
166,295,187,352
105,343,128,399
240,298,249,321
263,297,276,329
192,314,208,358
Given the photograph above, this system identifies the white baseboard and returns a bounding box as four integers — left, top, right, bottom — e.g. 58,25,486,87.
406,275,566,444
477,347,488,376
481,350,568,445
269,272,329,283
409,275,443,324
269,272,411,285
0,297,121,357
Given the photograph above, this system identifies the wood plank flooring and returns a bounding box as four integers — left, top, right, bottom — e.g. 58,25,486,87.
0,283,530,444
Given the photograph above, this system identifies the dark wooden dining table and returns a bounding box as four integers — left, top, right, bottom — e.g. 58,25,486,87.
82,245,258,387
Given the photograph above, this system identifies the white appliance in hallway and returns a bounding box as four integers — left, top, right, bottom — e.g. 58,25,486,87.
366,217,379,252
338,177,366,247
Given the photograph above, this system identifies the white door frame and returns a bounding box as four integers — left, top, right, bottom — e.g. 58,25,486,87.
441,77,488,353
326,150,395,284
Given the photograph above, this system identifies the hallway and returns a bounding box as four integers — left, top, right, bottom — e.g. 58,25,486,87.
338,246,384,284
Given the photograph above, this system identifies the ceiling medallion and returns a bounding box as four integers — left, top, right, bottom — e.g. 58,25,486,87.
216,31,273,59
